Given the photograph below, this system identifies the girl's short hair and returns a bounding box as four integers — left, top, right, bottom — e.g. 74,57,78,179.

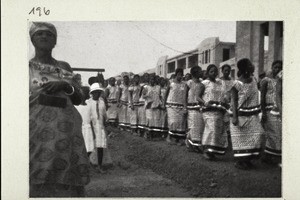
237,58,253,76
221,64,231,71
175,68,184,76
190,66,201,76
205,64,218,76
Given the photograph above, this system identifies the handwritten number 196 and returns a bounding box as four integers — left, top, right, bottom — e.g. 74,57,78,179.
29,7,50,16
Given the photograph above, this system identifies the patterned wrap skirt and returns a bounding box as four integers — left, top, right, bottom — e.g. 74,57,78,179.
128,106,138,129
145,108,162,133
223,112,231,134
187,109,204,143
137,104,146,130
159,108,168,133
167,105,187,138
264,111,282,156
230,114,264,159
118,101,129,127
107,101,118,123
30,100,90,187
202,111,228,154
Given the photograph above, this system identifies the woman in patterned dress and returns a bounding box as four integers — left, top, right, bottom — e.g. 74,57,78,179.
231,58,265,170
165,68,188,145
143,74,162,140
136,73,149,136
220,64,235,149
186,66,205,153
29,22,90,197
199,64,228,160
117,73,130,130
128,74,142,135
105,77,119,128
159,77,169,138
261,60,283,165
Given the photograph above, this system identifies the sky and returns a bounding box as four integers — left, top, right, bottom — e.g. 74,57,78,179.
28,21,236,85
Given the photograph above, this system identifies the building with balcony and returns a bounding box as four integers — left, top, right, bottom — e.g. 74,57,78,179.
156,37,235,78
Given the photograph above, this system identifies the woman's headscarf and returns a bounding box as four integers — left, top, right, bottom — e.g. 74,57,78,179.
29,22,57,40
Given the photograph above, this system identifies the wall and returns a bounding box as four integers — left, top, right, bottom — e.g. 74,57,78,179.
235,21,283,78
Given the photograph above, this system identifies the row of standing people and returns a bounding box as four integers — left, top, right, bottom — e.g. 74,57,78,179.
104,59,282,170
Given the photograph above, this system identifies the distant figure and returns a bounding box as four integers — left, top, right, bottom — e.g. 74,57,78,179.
165,68,188,145
136,73,149,136
260,60,282,166
258,72,266,90
105,77,119,127
128,74,142,135
143,74,162,140
117,73,130,130
159,77,168,137
186,66,205,153
220,64,235,145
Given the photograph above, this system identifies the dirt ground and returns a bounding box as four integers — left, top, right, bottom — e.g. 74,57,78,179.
86,130,281,197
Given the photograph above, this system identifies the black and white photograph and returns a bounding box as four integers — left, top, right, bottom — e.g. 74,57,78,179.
3,1,300,199
27,21,282,197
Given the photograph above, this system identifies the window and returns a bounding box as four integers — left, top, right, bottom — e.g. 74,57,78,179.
188,54,198,68
167,62,175,73
205,50,208,64
178,58,186,69
222,48,230,61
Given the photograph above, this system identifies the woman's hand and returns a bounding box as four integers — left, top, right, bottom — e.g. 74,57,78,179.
232,117,238,126
130,103,134,110
42,81,70,94
182,107,188,114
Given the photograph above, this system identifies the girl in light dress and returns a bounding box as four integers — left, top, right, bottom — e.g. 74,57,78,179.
199,64,228,160
128,75,142,135
186,66,205,153
165,68,188,145
261,60,283,166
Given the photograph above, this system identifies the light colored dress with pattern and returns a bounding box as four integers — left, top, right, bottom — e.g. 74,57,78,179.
106,85,119,123
137,83,147,129
144,85,162,132
118,84,129,127
128,85,142,129
186,79,204,143
221,78,235,134
201,78,228,154
261,76,282,156
230,79,264,159
166,81,187,137
160,87,168,132
29,60,90,187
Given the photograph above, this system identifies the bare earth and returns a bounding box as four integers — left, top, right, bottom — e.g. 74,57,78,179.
86,130,281,197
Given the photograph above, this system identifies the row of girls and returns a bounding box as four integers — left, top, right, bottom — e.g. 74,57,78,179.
103,58,282,170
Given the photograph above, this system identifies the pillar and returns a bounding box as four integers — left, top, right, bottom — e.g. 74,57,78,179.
267,22,281,72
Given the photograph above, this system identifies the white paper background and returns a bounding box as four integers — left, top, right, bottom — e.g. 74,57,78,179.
2,0,300,199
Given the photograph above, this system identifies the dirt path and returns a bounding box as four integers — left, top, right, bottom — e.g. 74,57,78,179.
86,130,281,197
